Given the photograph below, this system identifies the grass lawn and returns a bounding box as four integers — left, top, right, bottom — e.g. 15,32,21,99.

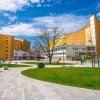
22,61,73,65
21,67,100,90
0,63,31,68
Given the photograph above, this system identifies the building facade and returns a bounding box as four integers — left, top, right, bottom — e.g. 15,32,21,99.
50,14,100,58
0,34,30,60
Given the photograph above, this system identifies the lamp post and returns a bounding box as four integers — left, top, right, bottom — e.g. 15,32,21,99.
93,45,100,68
92,45,95,67
98,57,99,67
63,49,65,63
17,53,19,60
92,45,100,68
96,46,100,68
63,37,66,63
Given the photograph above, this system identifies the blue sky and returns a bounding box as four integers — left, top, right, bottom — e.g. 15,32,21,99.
0,0,100,44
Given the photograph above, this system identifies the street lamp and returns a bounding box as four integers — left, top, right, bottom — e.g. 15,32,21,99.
63,47,65,63
91,45,100,68
92,45,95,67
96,46,100,68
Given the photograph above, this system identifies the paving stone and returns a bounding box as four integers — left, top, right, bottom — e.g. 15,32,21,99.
0,67,100,100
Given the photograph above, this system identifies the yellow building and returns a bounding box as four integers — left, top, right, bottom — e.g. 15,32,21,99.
51,24,92,48
0,35,30,60
49,24,92,50
50,14,100,57
64,24,92,46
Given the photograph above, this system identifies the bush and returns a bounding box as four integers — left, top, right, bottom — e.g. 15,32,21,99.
83,56,92,62
37,63,45,68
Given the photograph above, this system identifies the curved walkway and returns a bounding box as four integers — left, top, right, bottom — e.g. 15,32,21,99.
0,67,100,100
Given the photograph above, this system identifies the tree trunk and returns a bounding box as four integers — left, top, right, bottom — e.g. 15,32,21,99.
49,56,52,64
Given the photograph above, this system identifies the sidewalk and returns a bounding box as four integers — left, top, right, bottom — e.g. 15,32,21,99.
0,67,100,100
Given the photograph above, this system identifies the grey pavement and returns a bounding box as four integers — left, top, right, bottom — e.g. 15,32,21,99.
3,60,99,68
0,67,100,100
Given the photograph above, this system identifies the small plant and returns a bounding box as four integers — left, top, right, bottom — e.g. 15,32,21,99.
83,50,92,62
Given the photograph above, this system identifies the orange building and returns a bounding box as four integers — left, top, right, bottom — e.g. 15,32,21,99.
14,39,30,52
0,35,30,60
21,39,30,52
14,39,22,50
0,34,14,60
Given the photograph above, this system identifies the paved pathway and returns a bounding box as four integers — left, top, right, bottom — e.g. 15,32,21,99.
0,67,100,100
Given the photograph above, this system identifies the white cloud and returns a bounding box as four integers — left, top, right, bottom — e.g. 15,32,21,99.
41,0,45,3
0,0,40,12
96,2,100,19
9,16,17,22
3,13,17,22
43,4,51,7
32,14,88,34
0,0,59,12
0,23,40,36
0,0,29,12
0,0,55,12
97,2,100,9
37,3,42,7
30,0,40,3
0,14,89,36
97,12,100,18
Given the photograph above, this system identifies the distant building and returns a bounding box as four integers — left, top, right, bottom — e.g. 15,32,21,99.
0,34,31,60
13,50,31,60
13,39,31,60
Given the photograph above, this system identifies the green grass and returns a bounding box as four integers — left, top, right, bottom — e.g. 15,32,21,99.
21,67,100,90
22,61,73,65
0,63,31,68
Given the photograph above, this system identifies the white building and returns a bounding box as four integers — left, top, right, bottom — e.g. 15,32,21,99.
13,50,31,60
52,45,95,61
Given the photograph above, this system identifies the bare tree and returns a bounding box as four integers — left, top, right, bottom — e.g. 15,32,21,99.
32,41,42,60
35,27,63,64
